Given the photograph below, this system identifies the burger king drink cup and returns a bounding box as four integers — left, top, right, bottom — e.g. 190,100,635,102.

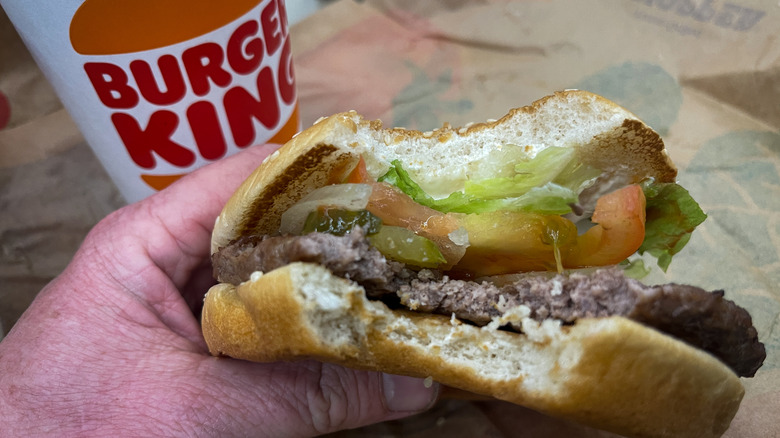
1,0,300,203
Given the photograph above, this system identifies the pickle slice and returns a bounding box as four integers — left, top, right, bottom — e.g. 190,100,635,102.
302,208,445,268
368,226,446,268
303,209,382,235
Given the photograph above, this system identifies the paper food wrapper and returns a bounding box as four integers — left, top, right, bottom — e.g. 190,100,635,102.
1,0,778,436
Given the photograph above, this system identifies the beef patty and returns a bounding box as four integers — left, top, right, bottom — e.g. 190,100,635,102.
212,230,766,377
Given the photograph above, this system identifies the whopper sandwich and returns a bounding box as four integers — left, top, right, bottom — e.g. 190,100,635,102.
202,90,765,438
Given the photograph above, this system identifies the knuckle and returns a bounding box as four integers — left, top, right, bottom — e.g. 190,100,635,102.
298,363,363,435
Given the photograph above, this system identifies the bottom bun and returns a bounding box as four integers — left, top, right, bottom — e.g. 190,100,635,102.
202,262,744,438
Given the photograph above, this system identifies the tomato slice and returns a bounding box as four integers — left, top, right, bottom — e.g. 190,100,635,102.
455,210,578,276
365,182,467,266
454,184,646,275
345,156,371,184
563,184,646,268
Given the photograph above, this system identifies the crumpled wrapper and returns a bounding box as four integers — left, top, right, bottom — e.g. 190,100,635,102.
1,1,778,436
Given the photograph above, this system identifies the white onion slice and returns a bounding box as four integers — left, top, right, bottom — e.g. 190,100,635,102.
279,183,373,235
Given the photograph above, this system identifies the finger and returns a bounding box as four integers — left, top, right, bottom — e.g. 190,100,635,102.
202,359,440,437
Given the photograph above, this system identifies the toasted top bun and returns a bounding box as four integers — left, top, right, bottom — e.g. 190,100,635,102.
202,263,744,438
211,90,677,254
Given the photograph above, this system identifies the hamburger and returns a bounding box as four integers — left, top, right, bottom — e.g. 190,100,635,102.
201,90,765,438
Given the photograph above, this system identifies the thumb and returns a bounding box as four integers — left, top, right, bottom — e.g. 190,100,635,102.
204,359,440,437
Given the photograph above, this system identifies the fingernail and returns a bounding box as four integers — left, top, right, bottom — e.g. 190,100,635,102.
382,373,439,412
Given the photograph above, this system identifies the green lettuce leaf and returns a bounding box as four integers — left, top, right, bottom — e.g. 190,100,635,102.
379,147,599,215
638,182,707,271
465,147,576,198
379,157,707,272
464,147,600,198
380,162,577,214
378,162,433,204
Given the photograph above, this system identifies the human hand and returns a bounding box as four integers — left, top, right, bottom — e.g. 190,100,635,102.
0,144,439,437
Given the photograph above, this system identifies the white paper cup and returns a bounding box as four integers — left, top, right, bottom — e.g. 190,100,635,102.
1,0,299,203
